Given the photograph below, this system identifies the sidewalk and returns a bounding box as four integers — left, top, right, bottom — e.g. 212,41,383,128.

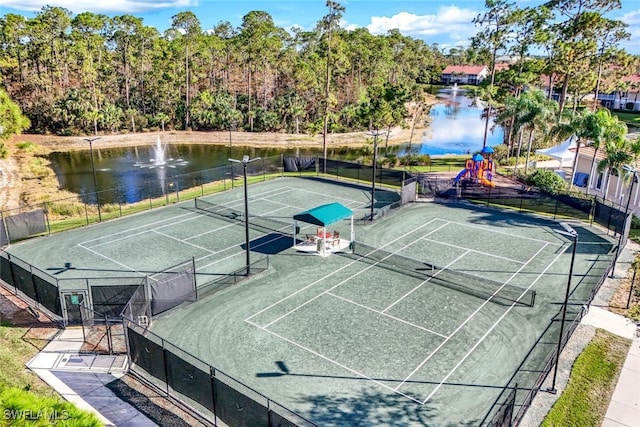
521,240,640,427
603,333,640,427
582,307,639,427
26,328,157,427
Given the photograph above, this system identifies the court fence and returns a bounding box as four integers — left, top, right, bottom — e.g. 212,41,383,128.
0,155,416,247
79,301,127,355
480,252,616,426
418,175,631,243
124,319,317,427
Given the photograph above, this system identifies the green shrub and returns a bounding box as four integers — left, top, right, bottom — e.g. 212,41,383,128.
628,305,640,322
0,143,7,159
526,169,568,195
16,142,37,152
401,154,431,166
46,201,85,217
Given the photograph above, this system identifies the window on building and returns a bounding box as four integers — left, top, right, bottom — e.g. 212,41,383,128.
596,172,604,190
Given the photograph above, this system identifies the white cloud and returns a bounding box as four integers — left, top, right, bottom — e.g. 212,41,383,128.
339,18,358,32
366,6,478,38
621,10,640,26
1,0,197,14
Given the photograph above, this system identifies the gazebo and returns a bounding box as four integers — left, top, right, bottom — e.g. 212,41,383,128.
292,203,354,256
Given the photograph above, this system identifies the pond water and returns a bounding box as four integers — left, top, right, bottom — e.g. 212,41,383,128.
400,88,504,156
48,89,502,203
48,144,323,204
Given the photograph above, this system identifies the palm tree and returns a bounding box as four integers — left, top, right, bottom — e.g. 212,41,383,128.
553,109,617,191
598,137,631,205
585,110,627,195
519,90,558,174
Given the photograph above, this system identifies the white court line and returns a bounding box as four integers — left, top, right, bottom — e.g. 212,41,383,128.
244,218,445,323
421,243,565,404
184,204,293,242
79,185,293,247
246,319,425,404
326,292,448,339
292,187,366,205
79,211,198,246
194,233,290,273
86,213,240,248
419,237,526,264
260,222,452,329
381,250,472,314
76,243,146,277
152,230,217,254
445,220,564,247
394,242,550,393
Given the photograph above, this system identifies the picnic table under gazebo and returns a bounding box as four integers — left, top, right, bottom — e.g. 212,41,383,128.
292,202,354,256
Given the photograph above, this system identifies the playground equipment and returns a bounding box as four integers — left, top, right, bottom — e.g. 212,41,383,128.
454,147,495,187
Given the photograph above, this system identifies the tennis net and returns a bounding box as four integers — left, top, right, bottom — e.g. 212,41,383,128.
341,242,535,307
194,197,292,235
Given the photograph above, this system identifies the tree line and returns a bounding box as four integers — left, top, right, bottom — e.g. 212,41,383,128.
0,0,637,154
0,2,441,139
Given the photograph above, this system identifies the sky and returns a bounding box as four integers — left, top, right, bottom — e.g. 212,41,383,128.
1,0,640,54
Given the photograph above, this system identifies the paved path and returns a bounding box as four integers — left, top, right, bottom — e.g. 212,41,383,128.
26,328,157,427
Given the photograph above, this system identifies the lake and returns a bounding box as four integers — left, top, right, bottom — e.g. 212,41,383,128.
405,88,504,156
48,89,502,203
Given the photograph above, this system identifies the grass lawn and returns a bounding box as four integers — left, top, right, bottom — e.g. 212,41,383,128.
541,329,631,427
611,110,640,128
0,317,102,425
408,155,468,173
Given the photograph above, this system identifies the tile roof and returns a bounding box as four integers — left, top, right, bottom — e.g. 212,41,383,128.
442,65,487,75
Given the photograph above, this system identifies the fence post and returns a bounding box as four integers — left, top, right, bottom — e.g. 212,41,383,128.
82,193,89,225
162,338,170,395
42,202,52,235
210,366,217,420
192,257,198,300
106,314,113,355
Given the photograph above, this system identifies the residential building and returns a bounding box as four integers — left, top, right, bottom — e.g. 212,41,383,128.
570,146,640,215
597,74,640,111
441,65,488,85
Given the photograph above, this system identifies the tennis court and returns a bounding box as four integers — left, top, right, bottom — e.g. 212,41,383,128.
3,176,616,425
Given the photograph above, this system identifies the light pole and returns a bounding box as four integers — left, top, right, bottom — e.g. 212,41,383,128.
85,137,102,222
229,155,261,275
547,222,578,394
366,130,387,221
611,164,636,278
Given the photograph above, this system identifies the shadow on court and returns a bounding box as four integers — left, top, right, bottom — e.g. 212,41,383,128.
257,360,520,390
295,388,478,427
243,234,292,255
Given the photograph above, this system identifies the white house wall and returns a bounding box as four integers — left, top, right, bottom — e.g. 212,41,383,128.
573,154,639,215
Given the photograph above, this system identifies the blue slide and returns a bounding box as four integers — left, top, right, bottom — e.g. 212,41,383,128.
454,168,467,183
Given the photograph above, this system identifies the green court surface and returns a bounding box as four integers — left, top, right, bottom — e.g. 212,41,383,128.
5,176,616,426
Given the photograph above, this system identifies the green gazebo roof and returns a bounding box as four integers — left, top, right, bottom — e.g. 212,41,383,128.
293,203,353,226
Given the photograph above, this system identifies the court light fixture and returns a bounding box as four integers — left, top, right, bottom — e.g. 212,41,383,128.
546,223,578,394
365,130,387,221
84,137,102,222
229,155,261,275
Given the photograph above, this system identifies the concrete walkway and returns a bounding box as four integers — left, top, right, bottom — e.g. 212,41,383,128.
26,328,157,427
603,334,640,427
582,308,640,427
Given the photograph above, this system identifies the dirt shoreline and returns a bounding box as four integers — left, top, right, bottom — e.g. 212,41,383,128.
21,126,419,151
0,126,422,212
